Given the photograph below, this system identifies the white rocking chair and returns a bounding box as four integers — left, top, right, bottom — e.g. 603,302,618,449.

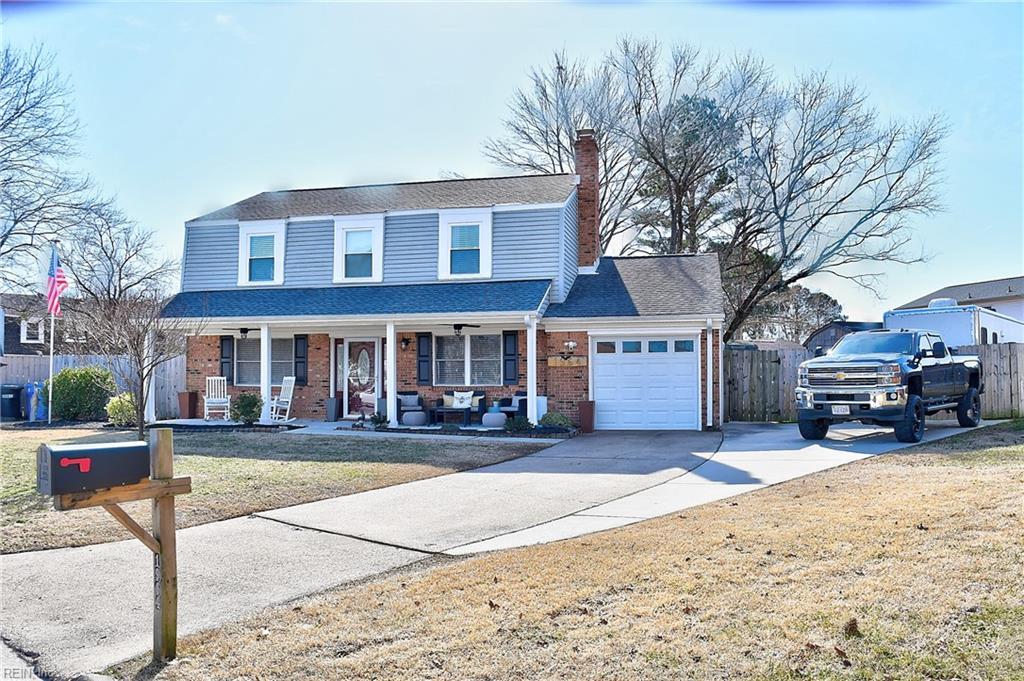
270,376,296,422
203,376,231,420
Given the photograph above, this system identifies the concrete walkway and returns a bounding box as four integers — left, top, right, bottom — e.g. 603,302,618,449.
1,422,978,678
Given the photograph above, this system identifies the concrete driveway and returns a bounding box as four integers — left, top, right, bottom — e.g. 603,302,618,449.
2,422,982,679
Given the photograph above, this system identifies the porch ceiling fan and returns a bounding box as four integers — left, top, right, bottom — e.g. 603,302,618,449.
223,327,254,338
452,323,480,337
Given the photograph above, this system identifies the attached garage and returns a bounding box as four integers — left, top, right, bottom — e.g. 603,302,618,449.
591,335,701,430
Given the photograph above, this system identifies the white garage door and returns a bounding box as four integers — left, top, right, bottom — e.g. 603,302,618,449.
592,336,701,430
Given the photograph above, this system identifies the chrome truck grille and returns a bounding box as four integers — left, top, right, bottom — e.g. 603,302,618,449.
806,366,880,388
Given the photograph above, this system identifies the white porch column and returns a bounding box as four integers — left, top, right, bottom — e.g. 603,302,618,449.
386,322,398,427
259,323,272,422
143,330,157,423
526,315,538,423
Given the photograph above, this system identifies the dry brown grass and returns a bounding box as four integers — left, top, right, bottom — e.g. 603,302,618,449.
111,422,1024,681
1,427,547,554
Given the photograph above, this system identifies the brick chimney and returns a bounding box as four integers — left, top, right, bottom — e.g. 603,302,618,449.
574,129,600,268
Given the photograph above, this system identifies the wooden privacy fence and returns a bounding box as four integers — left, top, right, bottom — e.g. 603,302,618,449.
0,354,185,419
725,342,1024,422
956,344,1023,419
724,348,811,422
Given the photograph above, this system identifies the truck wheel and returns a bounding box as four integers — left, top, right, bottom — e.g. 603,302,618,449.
894,395,925,443
956,388,981,427
798,419,829,440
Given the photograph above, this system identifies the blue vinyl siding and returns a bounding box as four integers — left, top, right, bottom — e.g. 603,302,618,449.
284,220,333,287
383,213,438,284
492,208,561,285
181,201,570,292
558,190,579,302
181,223,239,291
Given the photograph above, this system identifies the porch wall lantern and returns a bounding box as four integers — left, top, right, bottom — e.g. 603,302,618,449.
559,339,578,360
400,337,411,351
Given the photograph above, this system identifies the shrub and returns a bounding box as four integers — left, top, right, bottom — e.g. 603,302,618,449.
46,366,116,421
539,411,573,429
370,413,388,430
105,392,138,427
230,392,263,424
505,415,534,434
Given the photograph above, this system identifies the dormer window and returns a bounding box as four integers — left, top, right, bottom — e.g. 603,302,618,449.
248,236,275,282
450,224,480,275
238,220,286,286
333,214,384,283
438,208,492,280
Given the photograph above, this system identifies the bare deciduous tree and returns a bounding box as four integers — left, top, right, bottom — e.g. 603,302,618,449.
720,73,945,340
610,39,770,255
484,51,649,252
492,39,944,343
61,214,194,437
0,45,106,291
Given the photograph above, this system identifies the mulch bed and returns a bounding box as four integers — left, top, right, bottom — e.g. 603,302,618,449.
366,425,578,439
144,422,302,433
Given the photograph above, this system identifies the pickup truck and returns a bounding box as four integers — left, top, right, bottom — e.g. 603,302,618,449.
795,329,983,443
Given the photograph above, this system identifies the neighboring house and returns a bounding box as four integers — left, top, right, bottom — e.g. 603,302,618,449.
1,294,50,356
803,321,883,351
161,130,726,430
897,275,1024,320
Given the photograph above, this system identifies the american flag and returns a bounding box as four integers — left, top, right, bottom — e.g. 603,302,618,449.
46,246,68,317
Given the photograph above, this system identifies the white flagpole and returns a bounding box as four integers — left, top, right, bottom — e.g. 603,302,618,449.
48,311,55,424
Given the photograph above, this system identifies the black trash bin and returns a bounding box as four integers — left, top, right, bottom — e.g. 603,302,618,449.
1,384,24,420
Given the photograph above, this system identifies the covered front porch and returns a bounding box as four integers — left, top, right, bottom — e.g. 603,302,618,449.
184,313,545,428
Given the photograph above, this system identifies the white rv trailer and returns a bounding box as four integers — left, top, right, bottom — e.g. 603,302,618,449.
883,298,1024,347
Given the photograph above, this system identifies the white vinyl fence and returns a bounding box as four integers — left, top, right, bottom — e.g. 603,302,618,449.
0,354,185,419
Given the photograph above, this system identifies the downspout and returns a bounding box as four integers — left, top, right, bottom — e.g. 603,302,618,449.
706,317,713,429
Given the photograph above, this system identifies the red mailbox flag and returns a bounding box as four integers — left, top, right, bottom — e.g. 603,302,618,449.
59,457,92,473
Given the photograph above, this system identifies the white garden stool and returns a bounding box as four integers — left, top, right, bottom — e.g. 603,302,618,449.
402,411,428,427
481,412,507,429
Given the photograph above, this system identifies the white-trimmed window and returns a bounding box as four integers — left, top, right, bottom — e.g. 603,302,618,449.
333,214,384,283
238,220,286,286
235,337,293,386
20,318,44,344
434,334,502,386
438,208,492,280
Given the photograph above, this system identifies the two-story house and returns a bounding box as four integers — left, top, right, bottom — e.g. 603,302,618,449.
161,130,725,430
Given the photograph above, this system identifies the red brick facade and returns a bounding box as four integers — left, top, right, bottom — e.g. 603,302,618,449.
542,330,590,423
394,330,531,407
185,333,331,419
574,130,600,268
184,326,723,429
701,329,722,429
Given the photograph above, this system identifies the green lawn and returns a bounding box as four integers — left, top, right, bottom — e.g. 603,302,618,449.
1,426,548,553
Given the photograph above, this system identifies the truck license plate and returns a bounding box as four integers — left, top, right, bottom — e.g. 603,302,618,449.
831,405,851,416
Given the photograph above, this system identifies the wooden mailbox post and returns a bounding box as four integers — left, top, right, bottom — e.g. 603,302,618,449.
37,427,190,662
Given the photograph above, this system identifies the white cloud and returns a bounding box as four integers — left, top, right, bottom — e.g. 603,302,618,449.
213,13,251,40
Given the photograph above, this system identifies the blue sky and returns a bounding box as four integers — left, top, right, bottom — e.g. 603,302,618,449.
3,1,1021,320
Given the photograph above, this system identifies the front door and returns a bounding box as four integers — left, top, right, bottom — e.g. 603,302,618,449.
344,339,378,418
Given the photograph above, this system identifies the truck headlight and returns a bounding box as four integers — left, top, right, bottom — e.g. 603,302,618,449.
798,367,809,387
878,364,902,386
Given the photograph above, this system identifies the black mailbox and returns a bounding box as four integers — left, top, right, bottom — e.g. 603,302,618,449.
37,441,150,496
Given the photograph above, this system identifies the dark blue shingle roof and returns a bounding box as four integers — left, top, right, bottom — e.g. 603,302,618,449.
162,280,550,318
546,255,723,318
